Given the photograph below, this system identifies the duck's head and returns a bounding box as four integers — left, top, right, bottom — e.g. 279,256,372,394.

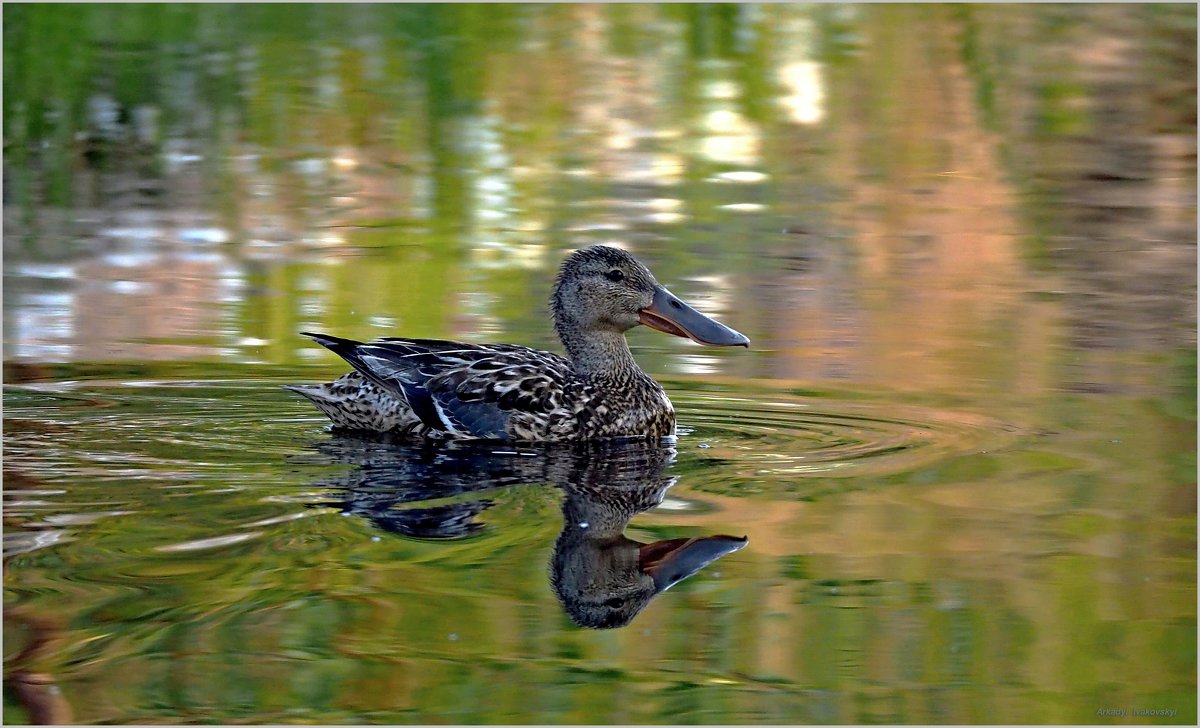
551,245,750,348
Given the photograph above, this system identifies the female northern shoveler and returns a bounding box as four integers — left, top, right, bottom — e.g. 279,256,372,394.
286,245,749,441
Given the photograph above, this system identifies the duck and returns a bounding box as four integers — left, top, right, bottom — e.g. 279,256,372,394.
286,245,749,441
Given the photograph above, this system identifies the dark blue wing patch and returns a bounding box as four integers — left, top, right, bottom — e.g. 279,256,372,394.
432,396,511,439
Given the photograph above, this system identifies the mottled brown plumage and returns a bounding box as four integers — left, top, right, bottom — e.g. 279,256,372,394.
286,245,748,441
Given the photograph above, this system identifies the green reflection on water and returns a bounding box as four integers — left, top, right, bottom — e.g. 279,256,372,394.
3,2,1196,725
4,372,1195,724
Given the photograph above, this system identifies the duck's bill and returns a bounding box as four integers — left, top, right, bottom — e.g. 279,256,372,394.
640,535,749,593
639,286,750,347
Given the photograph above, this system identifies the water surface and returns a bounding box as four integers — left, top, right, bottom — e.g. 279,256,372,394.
4,3,1196,724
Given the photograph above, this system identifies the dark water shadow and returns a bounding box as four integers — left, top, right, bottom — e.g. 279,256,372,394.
292,433,748,629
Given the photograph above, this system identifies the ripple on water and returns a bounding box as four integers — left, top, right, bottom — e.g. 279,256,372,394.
3,377,1022,557
0,375,1031,684
674,391,1019,480
5,377,1020,484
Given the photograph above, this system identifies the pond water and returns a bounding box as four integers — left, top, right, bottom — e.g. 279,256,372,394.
3,4,1196,725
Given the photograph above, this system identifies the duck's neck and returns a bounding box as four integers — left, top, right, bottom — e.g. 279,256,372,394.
557,324,641,379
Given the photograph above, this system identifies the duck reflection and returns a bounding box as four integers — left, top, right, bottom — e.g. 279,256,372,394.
548,441,747,629
298,434,747,628
300,436,525,538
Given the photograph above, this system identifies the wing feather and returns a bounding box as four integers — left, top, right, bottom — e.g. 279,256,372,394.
304,333,576,439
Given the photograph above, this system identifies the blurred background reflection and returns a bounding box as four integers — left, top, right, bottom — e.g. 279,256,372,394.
3,3,1195,725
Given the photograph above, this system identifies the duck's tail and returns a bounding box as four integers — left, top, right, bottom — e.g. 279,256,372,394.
282,382,328,401
284,373,418,433
300,331,363,357
282,381,351,420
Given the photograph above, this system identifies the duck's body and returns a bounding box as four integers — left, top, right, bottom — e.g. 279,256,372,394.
287,336,675,441
287,246,748,442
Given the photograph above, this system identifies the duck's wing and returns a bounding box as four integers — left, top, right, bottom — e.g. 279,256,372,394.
303,333,577,439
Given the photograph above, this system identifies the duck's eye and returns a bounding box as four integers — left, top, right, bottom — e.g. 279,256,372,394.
605,269,625,282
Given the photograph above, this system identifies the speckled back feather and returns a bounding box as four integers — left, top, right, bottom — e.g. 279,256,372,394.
289,332,675,442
